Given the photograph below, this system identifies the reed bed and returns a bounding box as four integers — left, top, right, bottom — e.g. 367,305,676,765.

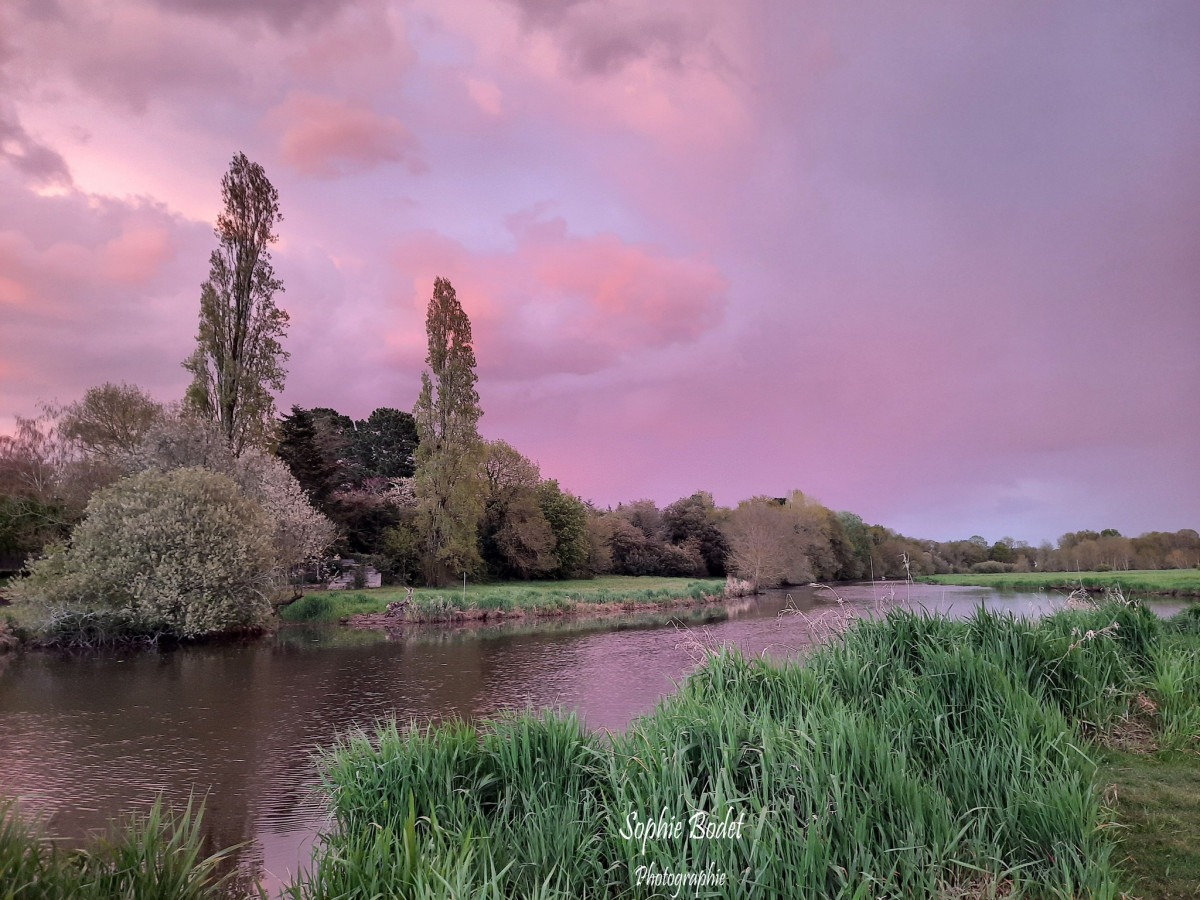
0,797,234,900
292,601,1199,898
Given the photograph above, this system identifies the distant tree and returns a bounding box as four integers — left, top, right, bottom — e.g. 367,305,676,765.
277,406,339,504
835,511,872,580
0,408,115,558
621,500,666,542
350,408,419,480
126,412,236,473
327,479,406,556
607,516,664,576
183,152,288,455
537,479,590,578
662,492,729,576
725,501,795,590
413,278,485,585
723,495,828,588
479,441,555,579
583,508,614,576
988,541,1014,564
59,383,163,462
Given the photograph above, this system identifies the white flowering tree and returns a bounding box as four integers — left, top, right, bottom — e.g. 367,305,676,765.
126,412,335,573
10,468,278,641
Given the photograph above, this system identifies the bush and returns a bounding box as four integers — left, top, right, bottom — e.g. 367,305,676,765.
970,561,1015,574
9,468,277,642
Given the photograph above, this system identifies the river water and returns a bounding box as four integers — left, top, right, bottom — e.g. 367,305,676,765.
0,583,1186,893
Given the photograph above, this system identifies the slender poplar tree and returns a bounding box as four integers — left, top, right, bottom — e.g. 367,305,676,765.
183,152,289,456
413,277,484,585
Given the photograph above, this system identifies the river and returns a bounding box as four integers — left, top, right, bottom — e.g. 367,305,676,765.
0,583,1186,894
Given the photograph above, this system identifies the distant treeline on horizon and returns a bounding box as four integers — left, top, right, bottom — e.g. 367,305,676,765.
5,393,1193,587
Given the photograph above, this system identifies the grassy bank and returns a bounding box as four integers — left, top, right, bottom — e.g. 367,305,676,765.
279,575,730,624
0,797,233,900
920,568,1200,596
289,601,1200,899
1097,748,1200,900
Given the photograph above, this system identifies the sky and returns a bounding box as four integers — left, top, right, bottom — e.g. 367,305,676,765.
1,0,1197,545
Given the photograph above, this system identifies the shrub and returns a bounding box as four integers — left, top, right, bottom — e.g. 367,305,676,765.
970,561,1015,574
9,467,277,642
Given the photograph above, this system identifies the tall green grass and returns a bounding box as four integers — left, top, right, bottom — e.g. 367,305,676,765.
280,577,728,624
0,796,235,900
293,601,1197,899
921,569,1200,596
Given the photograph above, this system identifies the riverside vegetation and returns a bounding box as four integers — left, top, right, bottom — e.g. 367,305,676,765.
921,569,1200,597
3,152,1197,650
283,600,1200,900
3,598,1199,898
278,576,733,625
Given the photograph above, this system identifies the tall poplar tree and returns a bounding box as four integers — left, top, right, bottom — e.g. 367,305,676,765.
183,152,288,456
413,277,484,585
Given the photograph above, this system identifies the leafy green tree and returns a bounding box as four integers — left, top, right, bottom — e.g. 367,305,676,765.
663,491,729,576
350,408,419,480
835,511,872,580
59,382,163,462
413,278,485,585
183,152,288,455
537,479,590,578
479,440,555,579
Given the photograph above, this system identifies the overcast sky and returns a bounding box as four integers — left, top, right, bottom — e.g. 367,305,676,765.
2,0,1197,544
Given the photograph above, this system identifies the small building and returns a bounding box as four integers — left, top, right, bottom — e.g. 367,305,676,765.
326,559,382,590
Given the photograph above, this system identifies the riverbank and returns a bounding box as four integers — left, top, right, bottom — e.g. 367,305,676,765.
291,601,1200,899
919,568,1200,597
4,601,1198,898
279,575,740,627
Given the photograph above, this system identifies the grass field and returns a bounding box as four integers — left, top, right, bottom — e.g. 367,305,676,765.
1098,748,1200,900
920,569,1200,596
278,575,730,624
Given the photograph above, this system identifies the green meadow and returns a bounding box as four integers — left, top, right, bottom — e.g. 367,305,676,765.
278,575,729,624
920,569,1200,596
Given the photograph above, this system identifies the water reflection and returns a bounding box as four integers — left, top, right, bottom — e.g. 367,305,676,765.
0,584,1185,894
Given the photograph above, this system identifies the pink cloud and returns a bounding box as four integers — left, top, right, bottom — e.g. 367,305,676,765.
100,225,178,285
392,216,727,378
0,175,208,418
266,92,423,178
466,78,504,116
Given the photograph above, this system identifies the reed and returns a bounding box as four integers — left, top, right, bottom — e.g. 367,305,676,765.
0,796,234,900
294,601,1182,898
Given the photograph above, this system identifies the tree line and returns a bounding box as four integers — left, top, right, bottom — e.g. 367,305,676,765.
1,152,1194,641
